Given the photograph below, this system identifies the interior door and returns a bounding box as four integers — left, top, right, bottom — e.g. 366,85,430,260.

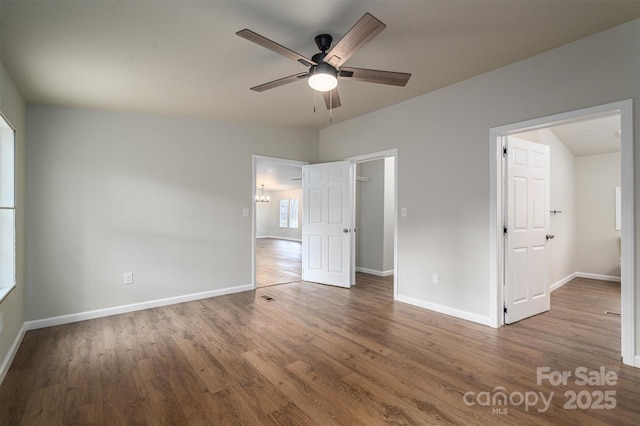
302,161,354,287
504,137,551,324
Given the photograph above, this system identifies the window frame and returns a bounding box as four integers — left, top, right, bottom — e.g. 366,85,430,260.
279,199,289,228
0,111,16,303
289,198,299,229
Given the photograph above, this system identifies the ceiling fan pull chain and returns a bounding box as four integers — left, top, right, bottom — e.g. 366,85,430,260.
313,90,316,113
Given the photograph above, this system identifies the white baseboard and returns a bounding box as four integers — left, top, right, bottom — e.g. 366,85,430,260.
635,355,640,368
25,284,254,331
396,294,493,327
575,272,621,283
0,323,26,385
256,236,302,242
356,267,394,277
551,273,577,291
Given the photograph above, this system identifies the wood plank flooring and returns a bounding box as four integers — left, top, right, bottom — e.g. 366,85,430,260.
1,276,639,425
255,238,301,288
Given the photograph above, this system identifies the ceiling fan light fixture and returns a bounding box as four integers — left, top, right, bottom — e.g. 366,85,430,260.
308,63,338,92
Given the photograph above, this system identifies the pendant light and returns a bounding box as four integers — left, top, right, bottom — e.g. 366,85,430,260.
256,184,270,203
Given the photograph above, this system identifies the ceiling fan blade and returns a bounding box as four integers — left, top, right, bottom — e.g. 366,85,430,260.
237,29,316,67
323,88,341,110
250,72,309,92
339,67,411,86
323,13,386,68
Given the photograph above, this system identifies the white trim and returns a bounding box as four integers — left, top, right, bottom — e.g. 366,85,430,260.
356,267,394,277
347,149,399,300
575,272,621,283
397,295,493,327
25,284,253,331
490,99,635,366
256,236,302,242
346,149,398,163
635,355,640,368
0,323,26,385
550,273,577,291
619,100,635,366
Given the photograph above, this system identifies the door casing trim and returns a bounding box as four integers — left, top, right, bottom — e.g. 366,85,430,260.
489,99,635,366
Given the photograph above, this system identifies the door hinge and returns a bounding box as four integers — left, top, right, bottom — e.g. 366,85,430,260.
503,147,507,156
503,226,507,234
504,305,508,314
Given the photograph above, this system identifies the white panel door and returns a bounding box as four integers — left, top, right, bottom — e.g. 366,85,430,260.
302,161,354,287
505,137,551,324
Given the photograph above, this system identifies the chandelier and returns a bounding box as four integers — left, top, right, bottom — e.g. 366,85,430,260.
256,184,270,203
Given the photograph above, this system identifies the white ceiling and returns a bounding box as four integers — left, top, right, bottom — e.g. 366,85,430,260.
1,1,638,130
256,160,302,193
550,115,621,157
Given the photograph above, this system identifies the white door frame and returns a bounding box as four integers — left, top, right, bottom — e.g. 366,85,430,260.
489,99,636,367
252,155,308,289
347,149,399,300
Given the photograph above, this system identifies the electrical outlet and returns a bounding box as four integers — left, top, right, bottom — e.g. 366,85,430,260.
124,272,134,285
432,273,439,285
0,312,4,333
401,207,407,217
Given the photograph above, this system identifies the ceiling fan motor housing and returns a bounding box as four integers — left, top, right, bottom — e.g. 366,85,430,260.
310,52,338,79
314,34,333,52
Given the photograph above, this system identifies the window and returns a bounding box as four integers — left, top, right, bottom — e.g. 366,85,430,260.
289,198,299,228
279,199,289,228
0,113,15,302
279,198,299,229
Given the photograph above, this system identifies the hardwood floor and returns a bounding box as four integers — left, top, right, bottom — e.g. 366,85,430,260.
1,275,639,425
256,238,301,288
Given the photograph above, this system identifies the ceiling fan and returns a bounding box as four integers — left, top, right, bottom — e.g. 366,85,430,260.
237,13,411,110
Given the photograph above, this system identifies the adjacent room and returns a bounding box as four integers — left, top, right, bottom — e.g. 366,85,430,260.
0,1,639,424
254,159,303,288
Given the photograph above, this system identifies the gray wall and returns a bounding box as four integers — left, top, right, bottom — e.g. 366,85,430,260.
25,105,318,320
356,160,385,272
355,159,395,275
256,188,302,241
0,62,26,374
576,152,621,277
319,20,640,325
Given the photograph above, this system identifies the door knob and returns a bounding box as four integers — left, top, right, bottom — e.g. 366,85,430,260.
546,234,555,240
343,228,350,233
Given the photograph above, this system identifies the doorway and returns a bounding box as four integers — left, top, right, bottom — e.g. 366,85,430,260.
354,158,395,278
348,149,398,298
253,156,307,288
490,99,635,366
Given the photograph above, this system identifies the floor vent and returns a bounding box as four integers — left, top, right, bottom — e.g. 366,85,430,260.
260,295,275,302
